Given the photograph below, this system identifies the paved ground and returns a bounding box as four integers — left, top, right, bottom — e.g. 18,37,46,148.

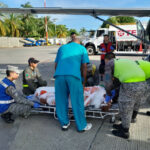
0,46,150,150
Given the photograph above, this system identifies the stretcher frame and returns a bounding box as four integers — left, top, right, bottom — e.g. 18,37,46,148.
31,103,119,123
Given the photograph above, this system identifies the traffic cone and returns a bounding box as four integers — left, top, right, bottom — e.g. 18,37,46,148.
139,43,143,52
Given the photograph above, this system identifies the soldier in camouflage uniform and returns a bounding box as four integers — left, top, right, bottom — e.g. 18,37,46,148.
0,65,40,123
23,57,47,96
104,52,147,139
136,60,150,115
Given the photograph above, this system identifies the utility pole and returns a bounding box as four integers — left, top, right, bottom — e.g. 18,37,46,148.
44,0,48,45
52,18,57,45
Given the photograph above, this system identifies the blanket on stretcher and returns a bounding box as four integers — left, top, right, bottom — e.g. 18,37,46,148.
34,86,106,109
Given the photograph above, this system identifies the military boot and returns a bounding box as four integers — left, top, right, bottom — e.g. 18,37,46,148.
131,111,138,123
113,123,122,130
146,111,150,116
1,112,14,123
112,127,129,139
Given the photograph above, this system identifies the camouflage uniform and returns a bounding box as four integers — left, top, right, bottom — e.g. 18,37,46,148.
4,86,34,116
104,59,147,129
145,79,150,104
118,82,146,128
23,66,47,96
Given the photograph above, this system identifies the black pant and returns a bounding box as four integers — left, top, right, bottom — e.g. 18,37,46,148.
99,59,105,74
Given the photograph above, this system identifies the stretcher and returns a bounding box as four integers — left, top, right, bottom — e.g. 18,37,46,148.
29,86,119,123
31,103,119,123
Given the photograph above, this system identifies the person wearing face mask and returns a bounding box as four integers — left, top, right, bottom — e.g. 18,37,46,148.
22,57,47,96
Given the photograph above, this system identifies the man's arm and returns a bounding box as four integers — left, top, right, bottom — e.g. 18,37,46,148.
36,68,47,86
54,47,61,70
110,43,115,52
6,86,34,106
81,46,90,87
104,59,114,96
81,63,87,87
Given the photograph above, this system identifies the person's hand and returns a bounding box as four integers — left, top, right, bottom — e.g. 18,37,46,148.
110,46,114,51
33,103,40,108
101,48,105,52
111,89,116,98
105,95,111,103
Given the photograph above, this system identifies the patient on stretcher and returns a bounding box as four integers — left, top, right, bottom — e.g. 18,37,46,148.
33,86,112,109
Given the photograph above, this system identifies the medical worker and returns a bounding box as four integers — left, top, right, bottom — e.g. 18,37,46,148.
54,38,92,132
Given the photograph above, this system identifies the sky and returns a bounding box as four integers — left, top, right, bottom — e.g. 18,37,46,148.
0,0,150,31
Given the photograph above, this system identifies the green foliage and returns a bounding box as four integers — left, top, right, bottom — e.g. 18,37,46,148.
21,2,32,8
0,2,84,38
4,13,21,37
0,20,6,36
56,25,68,38
68,29,79,36
101,16,136,28
79,27,86,36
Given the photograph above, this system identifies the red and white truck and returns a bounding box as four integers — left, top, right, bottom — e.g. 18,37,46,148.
82,21,145,55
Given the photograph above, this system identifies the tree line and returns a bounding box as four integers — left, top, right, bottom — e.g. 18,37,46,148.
0,2,84,38
0,2,136,38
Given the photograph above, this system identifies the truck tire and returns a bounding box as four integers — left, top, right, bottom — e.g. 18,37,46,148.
86,46,95,55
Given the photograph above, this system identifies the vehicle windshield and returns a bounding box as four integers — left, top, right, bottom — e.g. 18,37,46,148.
84,31,95,38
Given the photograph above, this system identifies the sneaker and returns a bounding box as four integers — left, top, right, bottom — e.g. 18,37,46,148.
61,122,70,131
113,124,122,130
146,111,150,116
83,123,92,131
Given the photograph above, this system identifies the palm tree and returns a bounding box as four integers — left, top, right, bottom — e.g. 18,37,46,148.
0,2,8,36
37,16,54,38
48,24,55,38
4,14,21,37
0,13,6,36
80,27,86,36
56,25,68,38
19,2,37,37
0,20,6,36
21,2,32,8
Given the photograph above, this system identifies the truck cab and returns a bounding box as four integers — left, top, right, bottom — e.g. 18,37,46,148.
82,28,109,55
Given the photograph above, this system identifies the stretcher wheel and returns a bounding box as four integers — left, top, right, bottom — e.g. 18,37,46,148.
110,116,116,123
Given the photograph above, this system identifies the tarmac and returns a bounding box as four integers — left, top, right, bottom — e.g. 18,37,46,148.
0,46,150,150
